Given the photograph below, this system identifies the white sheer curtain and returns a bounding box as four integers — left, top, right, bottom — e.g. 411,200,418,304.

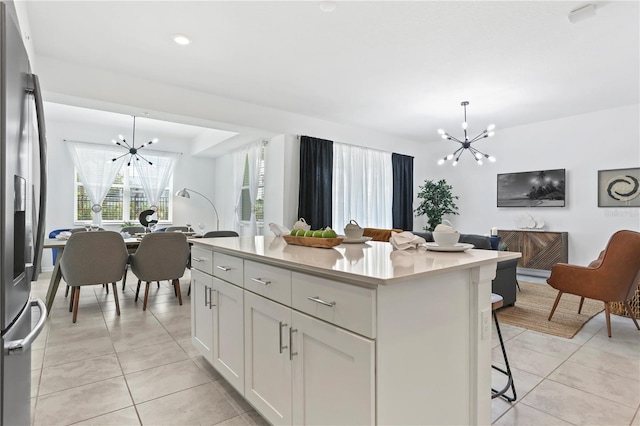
246,142,262,236
67,141,127,224
232,147,248,235
332,142,393,233
133,151,180,211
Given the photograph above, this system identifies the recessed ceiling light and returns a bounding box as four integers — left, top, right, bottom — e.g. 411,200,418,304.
173,34,191,45
319,1,337,13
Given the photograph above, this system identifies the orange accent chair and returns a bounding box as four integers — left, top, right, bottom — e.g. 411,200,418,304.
362,228,404,242
547,230,640,337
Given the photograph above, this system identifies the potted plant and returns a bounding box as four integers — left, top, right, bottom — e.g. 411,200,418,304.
414,179,459,231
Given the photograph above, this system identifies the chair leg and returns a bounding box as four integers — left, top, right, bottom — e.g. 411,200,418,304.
104,283,109,294
143,282,150,311
122,267,128,291
604,302,612,338
157,281,160,289
491,310,516,402
188,282,191,296
623,301,640,331
515,281,521,292
548,291,563,321
135,280,141,302
174,281,178,297
65,284,70,298
578,297,585,314
174,279,182,305
72,287,81,323
112,282,121,317
69,286,76,312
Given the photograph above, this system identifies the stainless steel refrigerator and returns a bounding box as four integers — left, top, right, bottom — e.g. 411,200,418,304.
1,2,48,425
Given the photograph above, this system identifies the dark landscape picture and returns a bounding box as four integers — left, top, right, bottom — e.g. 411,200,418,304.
497,169,566,207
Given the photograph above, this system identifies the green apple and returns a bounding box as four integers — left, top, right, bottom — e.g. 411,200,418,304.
290,229,298,236
322,229,337,238
304,230,315,237
296,229,307,236
312,230,324,238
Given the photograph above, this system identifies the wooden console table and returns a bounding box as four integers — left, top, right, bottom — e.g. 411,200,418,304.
498,230,568,277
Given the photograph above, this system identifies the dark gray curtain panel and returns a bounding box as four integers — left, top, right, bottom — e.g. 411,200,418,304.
392,153,414,230
298,136,333,229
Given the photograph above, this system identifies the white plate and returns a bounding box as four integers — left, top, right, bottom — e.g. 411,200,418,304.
425,242,474,252
341,236,373,244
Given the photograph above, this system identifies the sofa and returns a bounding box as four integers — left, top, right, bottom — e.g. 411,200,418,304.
413,231,519,306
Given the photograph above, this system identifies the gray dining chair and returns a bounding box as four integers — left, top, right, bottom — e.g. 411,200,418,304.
165,226,190,232
121,226,145,234
203,231,239,238
128,232,190,311
60,231,128,323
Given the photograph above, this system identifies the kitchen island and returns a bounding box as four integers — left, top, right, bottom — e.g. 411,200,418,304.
190,236,521,425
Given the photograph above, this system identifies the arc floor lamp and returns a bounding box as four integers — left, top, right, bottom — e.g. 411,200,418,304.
175,188,220,231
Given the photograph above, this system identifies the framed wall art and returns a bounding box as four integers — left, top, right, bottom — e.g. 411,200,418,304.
597,167,640,207
497,169,566,207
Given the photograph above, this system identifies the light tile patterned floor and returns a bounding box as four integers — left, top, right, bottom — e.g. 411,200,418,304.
30,272,640,425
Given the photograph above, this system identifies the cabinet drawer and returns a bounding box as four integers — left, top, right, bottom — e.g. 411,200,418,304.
244,260,292,305
213,252,244,286
292,272,376,338
191,246,213,275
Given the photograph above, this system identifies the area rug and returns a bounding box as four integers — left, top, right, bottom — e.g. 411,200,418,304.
495,281,604,339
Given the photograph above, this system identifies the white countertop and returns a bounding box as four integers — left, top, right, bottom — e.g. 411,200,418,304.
192,236,521,287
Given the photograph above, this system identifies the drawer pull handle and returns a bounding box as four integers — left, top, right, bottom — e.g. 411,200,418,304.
251,278,271,286
279,321,288,353
204,285,209,307
289,328,298,360
307,296,336,308
192,257,203,262
209,287,215,308
216,265,231,272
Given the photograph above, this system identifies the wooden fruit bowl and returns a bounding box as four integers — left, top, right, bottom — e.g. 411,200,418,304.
283,235,344,248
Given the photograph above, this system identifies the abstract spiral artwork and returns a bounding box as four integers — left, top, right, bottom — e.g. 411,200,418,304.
598,167,640,207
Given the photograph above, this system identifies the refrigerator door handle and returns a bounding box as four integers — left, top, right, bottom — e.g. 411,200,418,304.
26,74,48,279
5,299,47,355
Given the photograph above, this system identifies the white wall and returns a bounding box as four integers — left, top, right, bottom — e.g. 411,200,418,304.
421,104,640,266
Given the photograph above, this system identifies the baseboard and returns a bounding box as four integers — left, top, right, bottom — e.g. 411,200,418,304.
517,267,551,279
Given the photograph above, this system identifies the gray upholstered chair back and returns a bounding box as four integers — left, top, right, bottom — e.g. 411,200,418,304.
129,232,190,282
165,226,190,232
121,226,145,234
203,231,239,238
60,231,128,286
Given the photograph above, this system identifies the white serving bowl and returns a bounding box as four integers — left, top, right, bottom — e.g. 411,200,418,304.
432,231,460,246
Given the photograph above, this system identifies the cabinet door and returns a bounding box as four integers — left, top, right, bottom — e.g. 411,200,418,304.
191,269,214,363
211,277,245,393
291,311,375,426
244,291,292,426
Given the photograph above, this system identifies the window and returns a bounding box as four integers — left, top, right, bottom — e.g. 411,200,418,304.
238,145,265,223
75,166,172,223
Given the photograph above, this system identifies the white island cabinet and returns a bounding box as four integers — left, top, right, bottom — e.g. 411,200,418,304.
191,236,520,426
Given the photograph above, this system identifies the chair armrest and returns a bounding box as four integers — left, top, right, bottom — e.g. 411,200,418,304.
547,262,604,300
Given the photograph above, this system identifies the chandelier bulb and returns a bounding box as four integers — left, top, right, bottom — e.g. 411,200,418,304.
474,152,482,159
488,131,495,137
477,158,483,165
489,156,496,162
437,129,445,135
437,158,445,166
152,138,159,143
487,124,496,131
441,134,448,140
452,160,458,167
118,134,125,141
462,121,468,130
446,154,454,160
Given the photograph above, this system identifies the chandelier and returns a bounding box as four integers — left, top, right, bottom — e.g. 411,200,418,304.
111,115,158,166
437,101,496,166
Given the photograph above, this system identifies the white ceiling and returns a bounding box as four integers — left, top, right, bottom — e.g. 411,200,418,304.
21,1,640,148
